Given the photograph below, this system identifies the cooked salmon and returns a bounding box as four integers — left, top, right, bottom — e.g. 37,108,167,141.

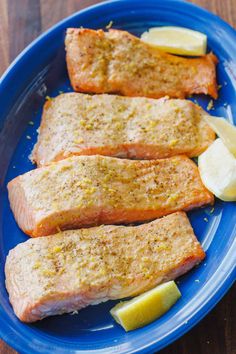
65,28,218,99
8,155,213,237
32,93,215,167
5,211,205,322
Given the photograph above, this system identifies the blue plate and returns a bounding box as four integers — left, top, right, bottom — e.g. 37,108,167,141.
0,0,235,353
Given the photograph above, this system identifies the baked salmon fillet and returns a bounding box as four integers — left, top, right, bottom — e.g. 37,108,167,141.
8,155,213,237
32,93,215,167
5,211,205,322
65,28,218,99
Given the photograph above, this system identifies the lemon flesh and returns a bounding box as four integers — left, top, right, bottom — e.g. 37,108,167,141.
110,281,181,331
198,138,236,201
141,26,207,56
203,115,236,157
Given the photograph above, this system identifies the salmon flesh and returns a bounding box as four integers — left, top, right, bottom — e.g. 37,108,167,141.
7,155,213,237
32,93,215,166
5,212,205,322
65,28,218,99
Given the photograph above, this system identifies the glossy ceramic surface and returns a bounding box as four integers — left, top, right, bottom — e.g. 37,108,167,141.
0,0,235,353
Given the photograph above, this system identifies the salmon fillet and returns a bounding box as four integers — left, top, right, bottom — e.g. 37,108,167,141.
65,28,218,99
32,93,215,167
5,211,205,322
8,155,213,237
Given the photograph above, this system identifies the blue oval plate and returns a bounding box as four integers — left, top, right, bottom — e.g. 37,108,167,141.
0,0,235,353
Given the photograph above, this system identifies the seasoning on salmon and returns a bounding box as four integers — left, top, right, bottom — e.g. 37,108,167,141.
32,93,215,167
5,211,205,322
7,155,213,237
65,28,218,99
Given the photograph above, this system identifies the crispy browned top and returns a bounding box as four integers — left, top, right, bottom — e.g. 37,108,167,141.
65,28,218,99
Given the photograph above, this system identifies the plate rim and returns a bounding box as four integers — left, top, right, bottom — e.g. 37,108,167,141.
0,0,236,353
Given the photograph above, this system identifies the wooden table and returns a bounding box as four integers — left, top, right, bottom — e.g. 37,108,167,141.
0,0,235,353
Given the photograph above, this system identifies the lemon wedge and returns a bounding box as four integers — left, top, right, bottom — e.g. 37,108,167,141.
110,281,181,331
141,26,207,56
203,116,236,157
198,138,236,201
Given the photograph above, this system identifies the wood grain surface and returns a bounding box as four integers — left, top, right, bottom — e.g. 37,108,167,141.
0,0,235,353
